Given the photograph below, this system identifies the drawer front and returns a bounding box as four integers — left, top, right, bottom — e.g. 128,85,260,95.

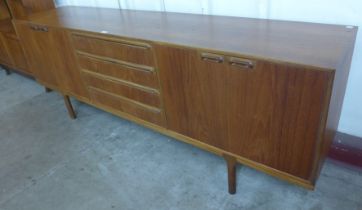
82,70,161,108
89,87,164,126
77,53,159,89
72,33,154,67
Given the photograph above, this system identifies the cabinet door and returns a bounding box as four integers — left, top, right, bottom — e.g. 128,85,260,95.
16,22,59,86
0,33,11,65
227,59,333,179
4,36,29,72
158,44,333,180
157,46,229,150
15,21,88,98
0,0,11,20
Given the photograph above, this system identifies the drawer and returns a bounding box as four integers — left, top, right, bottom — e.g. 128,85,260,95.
72,33,154,67
82,70,161,108
89,87,164,126
77,53,159,89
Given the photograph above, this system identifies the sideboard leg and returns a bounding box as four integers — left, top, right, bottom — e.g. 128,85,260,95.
2,65,11,75
45,87,52,92
223,154,237,194
63,95,77,119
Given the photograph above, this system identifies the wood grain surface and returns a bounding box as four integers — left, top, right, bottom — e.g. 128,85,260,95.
25,6,357,70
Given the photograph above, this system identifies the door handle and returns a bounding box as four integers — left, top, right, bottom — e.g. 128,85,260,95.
29,25,48,32
229,57,254,69
201,53,224,63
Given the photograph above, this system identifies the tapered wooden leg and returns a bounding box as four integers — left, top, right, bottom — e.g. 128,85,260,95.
223,154,237,194
45,87,52,92
63,95,77,119
2,65,11,75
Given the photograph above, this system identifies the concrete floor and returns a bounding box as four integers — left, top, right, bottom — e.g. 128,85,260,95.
0,70,362,210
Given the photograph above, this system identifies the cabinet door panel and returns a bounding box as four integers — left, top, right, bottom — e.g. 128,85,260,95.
157,46,228,150
15,22,88,98
0,34,11,65
227,60,333,179
5,37,29,72
158,44,333,180
16,22,59,86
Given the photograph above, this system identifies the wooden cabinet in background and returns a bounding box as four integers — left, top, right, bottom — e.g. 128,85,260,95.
0,0,56,75
0,0,28,74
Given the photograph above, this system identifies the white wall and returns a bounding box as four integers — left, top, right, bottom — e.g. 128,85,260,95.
56,0,362,137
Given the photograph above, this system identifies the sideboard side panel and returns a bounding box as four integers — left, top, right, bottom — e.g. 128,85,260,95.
311,32,358,183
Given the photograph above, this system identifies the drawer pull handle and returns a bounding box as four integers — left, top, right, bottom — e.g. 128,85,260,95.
120,43,150,50
30,25,48,32
229,57,254,69
201,53,224,63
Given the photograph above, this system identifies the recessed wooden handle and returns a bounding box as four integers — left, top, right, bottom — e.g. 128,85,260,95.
29,24,48,32
229,57,254,69
201,53,224,63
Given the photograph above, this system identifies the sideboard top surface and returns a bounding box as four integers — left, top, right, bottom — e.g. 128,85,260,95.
25,6,357,70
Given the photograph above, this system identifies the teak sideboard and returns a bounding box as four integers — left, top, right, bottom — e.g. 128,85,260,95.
0,1,358,194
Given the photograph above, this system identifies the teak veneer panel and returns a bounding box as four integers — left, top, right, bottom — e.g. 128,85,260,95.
0,32,30,74
0,33,11,65
156,47,229,150
157,45,334,180
227,60,333,180
4,36,28,71
15,21,88,97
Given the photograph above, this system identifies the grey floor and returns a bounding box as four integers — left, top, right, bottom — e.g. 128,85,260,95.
0,70,362,210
